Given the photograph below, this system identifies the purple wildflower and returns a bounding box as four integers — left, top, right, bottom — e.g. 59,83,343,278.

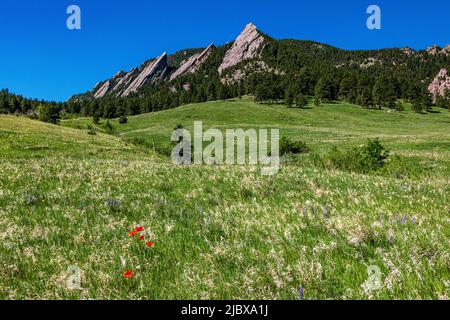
298,286,304,300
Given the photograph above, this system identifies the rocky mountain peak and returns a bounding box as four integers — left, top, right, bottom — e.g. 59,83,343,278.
218,23,265,74
443,45,450,56
170,44,215,81
426,45,441,55
121,52,169,97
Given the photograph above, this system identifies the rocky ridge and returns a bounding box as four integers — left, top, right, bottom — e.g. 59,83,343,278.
170,44,215,81
121,52,169,97
218,23,265,74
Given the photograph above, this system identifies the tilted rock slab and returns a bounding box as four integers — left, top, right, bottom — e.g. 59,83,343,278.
121,52,169,97
170,44,215,81
112,69,136,96
428,69,450,102
93,81,111,99
218,23,265,74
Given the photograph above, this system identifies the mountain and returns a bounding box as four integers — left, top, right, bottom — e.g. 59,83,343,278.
218,23,266,74
67,22,450,114
71,23,269,102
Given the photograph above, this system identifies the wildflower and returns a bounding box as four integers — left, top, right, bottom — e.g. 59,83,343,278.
128,230,138,237
134,226,144,232
146,242,154,247
298,286,304,300
123,270,133,279
138,235,144,241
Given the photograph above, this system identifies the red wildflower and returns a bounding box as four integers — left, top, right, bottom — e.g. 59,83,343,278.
128,230,137,237
145,242,154,247
123,270,133,279
138,235,144,241
134,226,144,232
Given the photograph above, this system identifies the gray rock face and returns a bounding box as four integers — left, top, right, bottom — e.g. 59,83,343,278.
426,44,450,56
428,68,450,102
93,81,110,99
426,45,441,55
112,69,136,96
121,52,169,97
218,23,265,74
170,44,215,81
443,45,450,56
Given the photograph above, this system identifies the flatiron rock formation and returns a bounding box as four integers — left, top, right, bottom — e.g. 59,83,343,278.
218,23,265,74
121,52,169,97
170,44,215,81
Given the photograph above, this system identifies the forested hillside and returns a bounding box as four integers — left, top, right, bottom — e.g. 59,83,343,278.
2,23,450,122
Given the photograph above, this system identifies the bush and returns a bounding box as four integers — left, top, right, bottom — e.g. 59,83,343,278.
119,115,128,124
87,124,97,135
326,139,389,173
395,101,405,112
280,137,309,155
37,104,60,124
105,120,114,133
295,93,307,108
93,114,100,124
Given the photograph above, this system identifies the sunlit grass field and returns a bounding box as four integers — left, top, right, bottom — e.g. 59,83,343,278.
1,98,449,299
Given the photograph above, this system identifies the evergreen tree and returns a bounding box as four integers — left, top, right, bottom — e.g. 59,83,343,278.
93,112,100,124
314,77,334,105
285,88,294,107
295,93,307,108
37,104,60,124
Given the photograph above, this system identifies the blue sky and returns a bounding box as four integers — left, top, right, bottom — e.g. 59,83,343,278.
0,0,449,101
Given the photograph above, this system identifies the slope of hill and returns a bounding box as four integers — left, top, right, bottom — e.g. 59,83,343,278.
1,105,449,299
62,97,450,160
0,115,152,160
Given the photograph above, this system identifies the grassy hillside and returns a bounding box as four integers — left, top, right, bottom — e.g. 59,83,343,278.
63,97,450,174
0,115,151,160
63,97,450,150
1,102,449,299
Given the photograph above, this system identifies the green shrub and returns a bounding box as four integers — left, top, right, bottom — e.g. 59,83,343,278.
280,137,309,155
93,113,100,124
326,139,389,173
104,120,114,133
395,101,405,112
87,124,97,135
119,115,128,124
37,104,60,124
359,138,390,170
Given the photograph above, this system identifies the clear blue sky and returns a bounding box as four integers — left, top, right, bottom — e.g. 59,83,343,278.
0,0,449,102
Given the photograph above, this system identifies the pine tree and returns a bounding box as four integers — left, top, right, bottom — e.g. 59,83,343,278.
314,77,334,105
295,93,307,108
93,112,100,124
285,89,294,107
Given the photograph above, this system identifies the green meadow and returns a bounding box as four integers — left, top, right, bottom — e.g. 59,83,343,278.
1,97,449,299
